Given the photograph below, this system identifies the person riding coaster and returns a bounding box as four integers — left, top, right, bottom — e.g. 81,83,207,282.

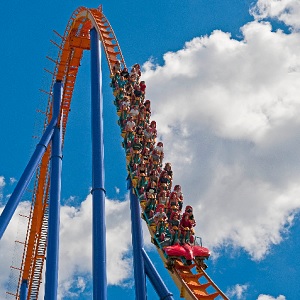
168,211,181,245
180,212,195,244
153,204,168,241
144,185,157,218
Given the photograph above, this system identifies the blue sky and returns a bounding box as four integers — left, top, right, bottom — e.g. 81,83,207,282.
1,0,300,299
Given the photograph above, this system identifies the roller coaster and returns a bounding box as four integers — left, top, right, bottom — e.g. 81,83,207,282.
0,6,229,300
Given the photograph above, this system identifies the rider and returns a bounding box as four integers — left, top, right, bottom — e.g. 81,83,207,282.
153,204,168,237
185,205,196,228
180,212,194,244
169,211,181,245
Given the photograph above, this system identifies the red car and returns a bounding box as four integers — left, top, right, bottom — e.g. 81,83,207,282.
164,243,210,267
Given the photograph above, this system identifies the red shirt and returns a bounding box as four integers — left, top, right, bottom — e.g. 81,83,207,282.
180,218,193,229
140,82,146,92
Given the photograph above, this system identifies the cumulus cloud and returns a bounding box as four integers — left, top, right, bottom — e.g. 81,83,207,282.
142,11,300,260
0,176,5,188
58,195,132,298
257,295,286,300
252,0,300,30
226,284,248,299
0,196,133,299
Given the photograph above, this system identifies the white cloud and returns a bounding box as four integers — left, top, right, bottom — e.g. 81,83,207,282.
0,176,5,201
142,16,300,260
9,177,17,185
227,284,248,299
144,24,300,144
257,295,286,300
58,195,132,298
63,195,78,206
115,186,120,194
252,0,300,30
0,196,133,299
0,201,31,298
0,176,5,188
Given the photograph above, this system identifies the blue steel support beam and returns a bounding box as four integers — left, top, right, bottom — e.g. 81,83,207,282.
44,81,63,300
0,92,59,240
128,181,147,300
20,280,28,300
142,249,174,300
90,27,107,300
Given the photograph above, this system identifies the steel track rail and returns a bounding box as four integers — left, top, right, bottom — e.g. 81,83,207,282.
13,7,124,299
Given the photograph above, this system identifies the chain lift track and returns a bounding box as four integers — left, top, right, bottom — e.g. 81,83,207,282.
7,6,228,300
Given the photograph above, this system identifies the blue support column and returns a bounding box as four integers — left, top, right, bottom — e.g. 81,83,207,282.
90,27,107,300
128,181,147,300
20,279,28,300
142,249,174,300
0,95,59,240
44,81,63,300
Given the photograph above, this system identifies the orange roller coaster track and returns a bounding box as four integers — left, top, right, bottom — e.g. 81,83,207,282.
5,5,228,300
